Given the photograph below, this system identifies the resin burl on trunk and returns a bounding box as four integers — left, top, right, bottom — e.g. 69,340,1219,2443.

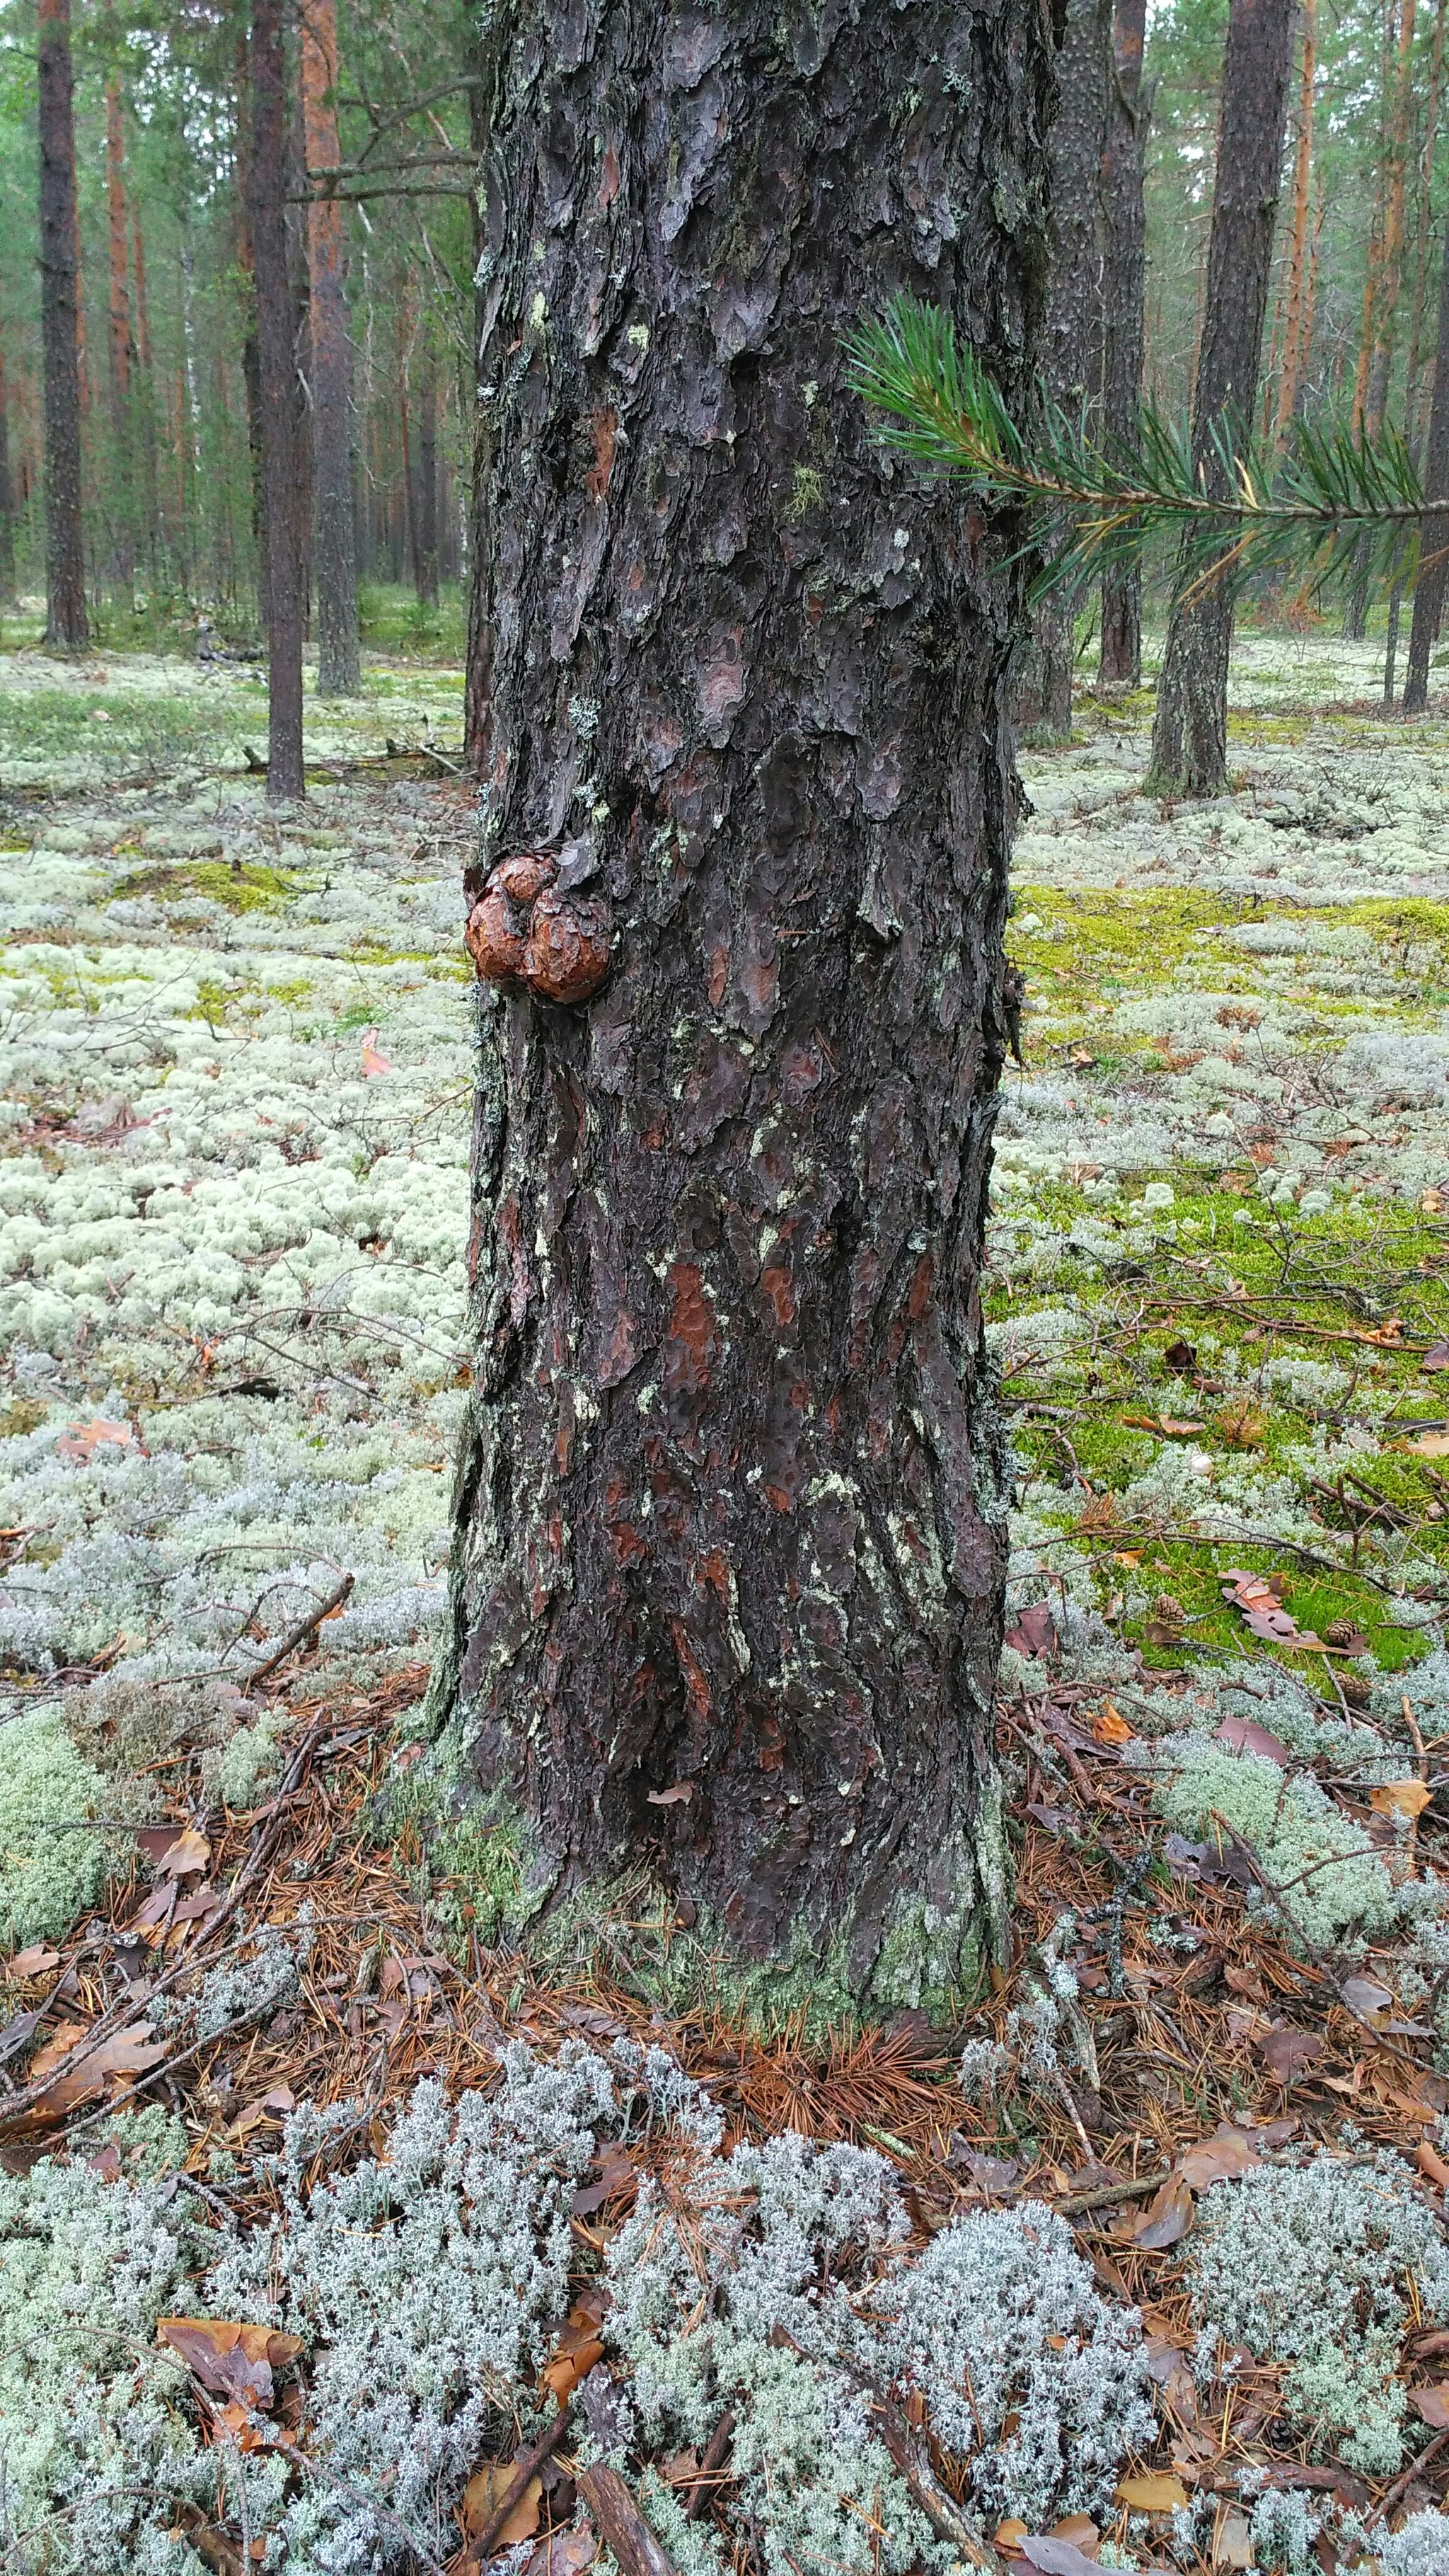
434,0,1053,2010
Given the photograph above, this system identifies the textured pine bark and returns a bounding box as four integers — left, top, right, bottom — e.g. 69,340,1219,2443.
0,335,18,610
1098,0,1149,686
437,0,1053,2003
37,0,88,651
105,74,136,601
1015,0,1111,740
248,0,305,801
301,0,360,697
1148,0,1295,795
1403,227,1449,714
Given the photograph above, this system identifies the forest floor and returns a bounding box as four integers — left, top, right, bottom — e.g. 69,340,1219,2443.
3,629,1449,2576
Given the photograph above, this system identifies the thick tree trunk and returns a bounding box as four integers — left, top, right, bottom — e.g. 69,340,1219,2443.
0,333,18,609
248,0,305,799
1148,0,1295,795
1098,0,1150,685
432,0,1052,2009
37,0,87,650
105,72,135,603
300,0,360,694
1403,227,1449,712
1015,0,1112,740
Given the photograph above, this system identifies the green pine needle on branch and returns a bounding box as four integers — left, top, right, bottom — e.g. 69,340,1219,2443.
844,294,1432,606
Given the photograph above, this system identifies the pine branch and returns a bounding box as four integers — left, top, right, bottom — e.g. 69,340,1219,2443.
845,295,1432,605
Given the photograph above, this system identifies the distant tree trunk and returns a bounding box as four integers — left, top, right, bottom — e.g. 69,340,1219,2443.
248,0,305,798
434,0,1053,2001
1402,228,1449,711
1271,0,1316,444
234,38,267,628
300,0,360,694
1098,0,1150,685
1014,0,1111,740
105,72,135,602
0,331,18,609
1386,0,1447,705
1347,0,1417,638
414,356,440,608
1147,0,1295,795
37,0,87,650
129,195,160,582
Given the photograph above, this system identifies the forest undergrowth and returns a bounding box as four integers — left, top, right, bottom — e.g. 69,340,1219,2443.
6,631,1449,2576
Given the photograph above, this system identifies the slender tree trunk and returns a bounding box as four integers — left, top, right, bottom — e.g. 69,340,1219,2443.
300,0,360,693
248,0,305,799
415,355,440,608
0,332,18,609
129,195,161,583
434,0,1053,2001
1014,0,1112,740
1147,0,1295,795
1271,0,1317,444
105,71,135,602
1403,221,1449,711
1098,0,1150,685
37,0,87,650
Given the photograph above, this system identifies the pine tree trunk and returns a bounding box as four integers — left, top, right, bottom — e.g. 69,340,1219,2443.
248,0,305,800
300,0,360,694
0,333,18,609
1403,226,1449,712
1148,0,1295,795
1099,0,1150,685
1271,0,1316,445
465,38,496,776
129,195,161,583
432,0,1053,2007
1014,0,1112,740
415,358,439,609
105,71,135,604
37,0,88,650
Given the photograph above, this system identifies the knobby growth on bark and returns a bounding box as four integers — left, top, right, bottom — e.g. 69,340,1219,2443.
301,0,361,698
37,0,88,651
1147,0,1296,797
248,0,305,802
435,0,1055,2008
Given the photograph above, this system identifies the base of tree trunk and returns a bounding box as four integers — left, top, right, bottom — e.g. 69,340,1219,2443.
1145,585,1234,798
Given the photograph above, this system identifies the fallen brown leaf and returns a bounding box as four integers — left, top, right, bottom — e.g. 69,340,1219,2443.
1176,2126,1262,2190
1259,2025,1324,2086
1116,2473,1189,2513
27,2022,169,2120
8,1944,60,1977
156,1827,212,1878
1413,2385,1449,2430
1215,1713,1291,1766
463,2466,543,2549
157,2316,304,2412
1090,1701,1133,1746
1130,2173,1194,2250
56,1418,134,1463
1370,1779,1433,1819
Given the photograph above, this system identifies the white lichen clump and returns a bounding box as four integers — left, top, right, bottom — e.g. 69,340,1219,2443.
0,2042,1158,2575
1186,2149,1449,2475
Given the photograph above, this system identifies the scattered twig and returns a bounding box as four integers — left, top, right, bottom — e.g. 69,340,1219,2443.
1051,2166,1172,2217
1378,2421,1449,2521
243,1572,355,1688
463,2401,576,2566
577,2463,680,2576
686,2408,735,2520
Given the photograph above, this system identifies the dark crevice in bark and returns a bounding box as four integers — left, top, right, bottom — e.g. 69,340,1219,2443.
436,0,1053,2008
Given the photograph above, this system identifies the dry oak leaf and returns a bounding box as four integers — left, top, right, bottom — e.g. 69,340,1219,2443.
1413,2385,1449,2430
1123,1414,1206,1437
157,2316,304,2413
156,1827,212,1877
8,1944,60,1977
27,2020,168,2119
1408,1430,1449,1458
1212,2509,1254,2570
1116,2474,1189,2514
1128,2173,1194,2250
1176,2127,1262,2190
1090,1700,1134,1747
543,2301,608,2404
463,2466,543,2550
1015,2540,1101,2576
1258,2025,1324,2086
56,1418,133,1463
1418,2139,1449,2192
1215,1712,1291,1766
525,2528,596,2576
1371,1779,1433,1819
1421,1339,1449,1372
